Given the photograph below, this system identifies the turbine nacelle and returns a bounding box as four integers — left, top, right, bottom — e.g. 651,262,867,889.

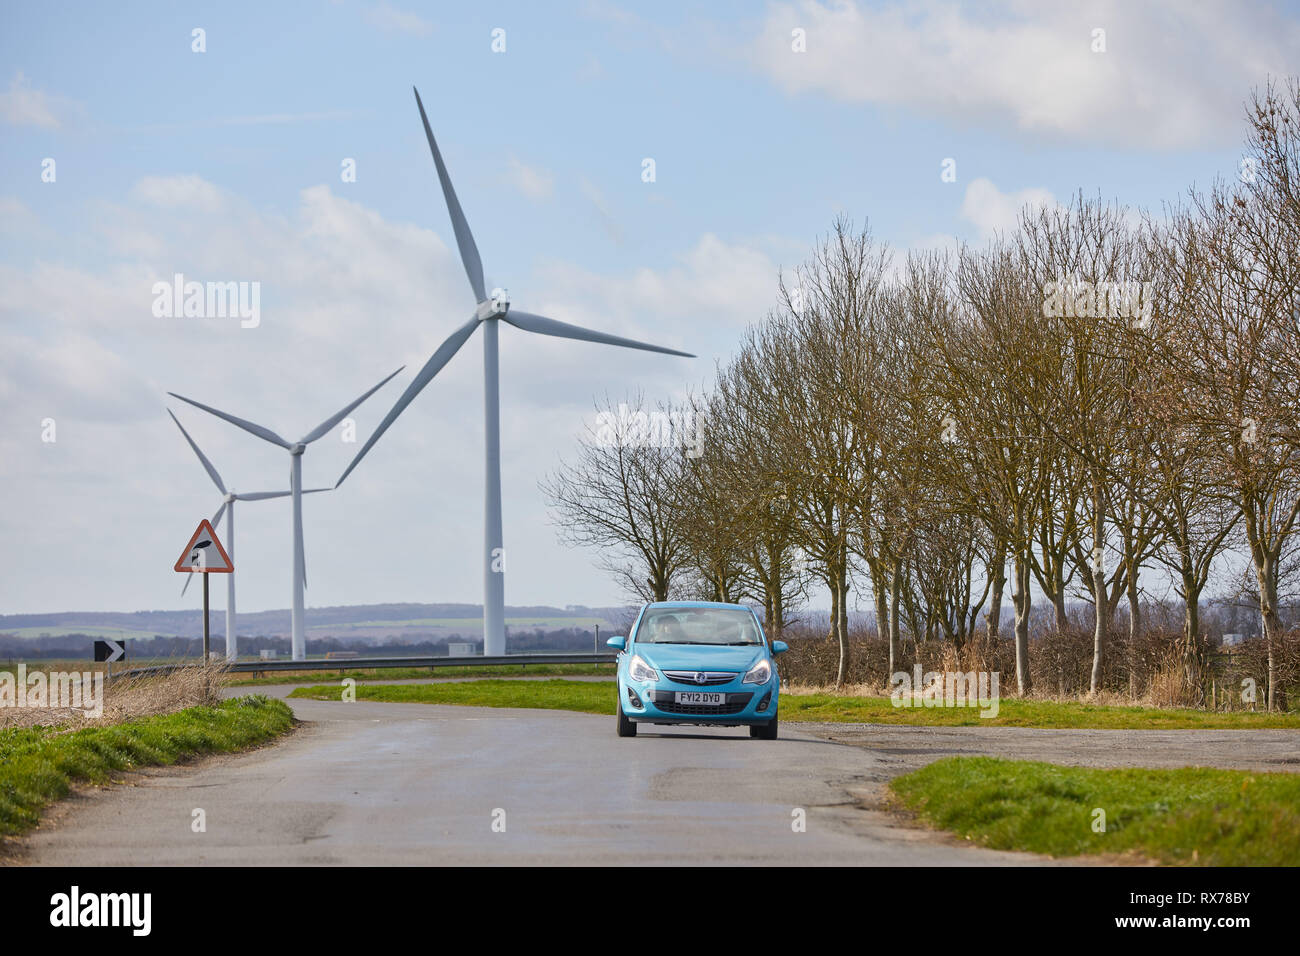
476,287,510,320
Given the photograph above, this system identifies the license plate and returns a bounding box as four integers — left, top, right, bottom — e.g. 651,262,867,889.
674,692,725,705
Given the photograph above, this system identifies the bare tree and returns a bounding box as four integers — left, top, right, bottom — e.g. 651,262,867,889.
1157,171,1300,710
541,394,691,603
1017,194,1154,693
937,240,1054,694
736,219,890,685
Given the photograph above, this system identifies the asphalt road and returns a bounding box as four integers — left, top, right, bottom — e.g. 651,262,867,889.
13,685,1294,866
15,689,1041,866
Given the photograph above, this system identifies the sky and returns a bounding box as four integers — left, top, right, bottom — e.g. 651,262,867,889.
1,0,1298,617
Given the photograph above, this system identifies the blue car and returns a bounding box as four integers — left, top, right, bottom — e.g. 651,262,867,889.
608,601,787,739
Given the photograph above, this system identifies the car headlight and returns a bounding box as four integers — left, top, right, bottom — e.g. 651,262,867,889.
743,658,772,685
628,654,658,682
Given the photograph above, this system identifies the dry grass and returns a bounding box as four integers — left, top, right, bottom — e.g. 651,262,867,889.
0,662,228,730
778,626,1298,711
785,680,881,696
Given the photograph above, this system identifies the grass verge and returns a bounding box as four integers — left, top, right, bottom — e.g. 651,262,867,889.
781,692,1300,728
291,679,1299,729
229,663,615,686
0,695,293,836
291,678,612,713
889,756,1300,865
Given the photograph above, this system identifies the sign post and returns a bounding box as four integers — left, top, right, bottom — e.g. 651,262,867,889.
94,639,126,683
174,519,234,664
203,574,211,661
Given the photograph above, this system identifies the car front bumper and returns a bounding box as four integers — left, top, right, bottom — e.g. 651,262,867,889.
617,675,778,726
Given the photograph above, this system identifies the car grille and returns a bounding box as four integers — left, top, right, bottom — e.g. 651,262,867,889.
661,670,737,686
652,692,752,715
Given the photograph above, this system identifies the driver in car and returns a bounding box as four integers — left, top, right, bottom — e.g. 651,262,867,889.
653,616,686,642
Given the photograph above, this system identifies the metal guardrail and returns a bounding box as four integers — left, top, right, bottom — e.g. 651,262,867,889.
116,652,618,680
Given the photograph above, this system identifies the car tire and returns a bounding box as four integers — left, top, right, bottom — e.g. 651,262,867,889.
616,701,638,737
751,711,778,740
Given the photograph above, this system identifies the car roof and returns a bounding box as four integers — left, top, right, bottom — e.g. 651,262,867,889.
643,601,752,611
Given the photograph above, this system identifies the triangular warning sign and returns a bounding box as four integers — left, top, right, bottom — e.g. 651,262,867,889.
174,519,234,573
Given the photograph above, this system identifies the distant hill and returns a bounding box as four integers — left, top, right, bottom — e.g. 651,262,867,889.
0,602,634,642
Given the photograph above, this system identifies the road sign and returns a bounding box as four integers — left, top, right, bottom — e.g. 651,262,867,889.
174,519,234,573
94,639,126,663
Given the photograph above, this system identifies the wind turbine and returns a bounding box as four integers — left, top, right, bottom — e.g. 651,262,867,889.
335,87,693,656
170,368,404,660
168,409,329,660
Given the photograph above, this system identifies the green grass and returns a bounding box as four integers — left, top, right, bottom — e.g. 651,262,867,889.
288,678,1300,729
290,678,614,713
0,695,294,836
889,756,1300,865
230,663,615,686
780,693,1300,728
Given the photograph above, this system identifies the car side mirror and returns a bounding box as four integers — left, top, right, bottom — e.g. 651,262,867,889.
605,636,626,651
771,640,788,655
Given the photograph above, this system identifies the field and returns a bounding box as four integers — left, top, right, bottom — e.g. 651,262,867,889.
1,626,159,640
309,615,606,631
0,614,609,644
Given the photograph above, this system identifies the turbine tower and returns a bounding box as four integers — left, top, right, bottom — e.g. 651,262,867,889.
170,368,403,660
336,87,693,656
169,409,328,660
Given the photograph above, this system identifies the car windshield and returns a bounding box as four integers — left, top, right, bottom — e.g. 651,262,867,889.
635,607,763,645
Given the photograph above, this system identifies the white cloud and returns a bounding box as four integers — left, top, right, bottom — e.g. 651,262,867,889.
0,71,60,128
0,197,46,238
363,2,433,36
505,157,555,201
960,177,1056,241
535,233,781,344
752,0,1300,148
130,175,224,212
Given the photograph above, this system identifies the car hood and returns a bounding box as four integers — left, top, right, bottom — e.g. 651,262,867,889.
635,644,765,672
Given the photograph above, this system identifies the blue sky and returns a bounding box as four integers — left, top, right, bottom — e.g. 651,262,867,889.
1,0,1297,617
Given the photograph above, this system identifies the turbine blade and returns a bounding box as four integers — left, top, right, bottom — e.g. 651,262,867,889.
167,409,227,494
335,314,480,487
300,367,405,444
503,309,694,358
413,86,486,302
167,393,291,449
232,487,328,501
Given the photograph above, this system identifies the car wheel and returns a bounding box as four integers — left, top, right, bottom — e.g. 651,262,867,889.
751,711,778,740
616,701,638,737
